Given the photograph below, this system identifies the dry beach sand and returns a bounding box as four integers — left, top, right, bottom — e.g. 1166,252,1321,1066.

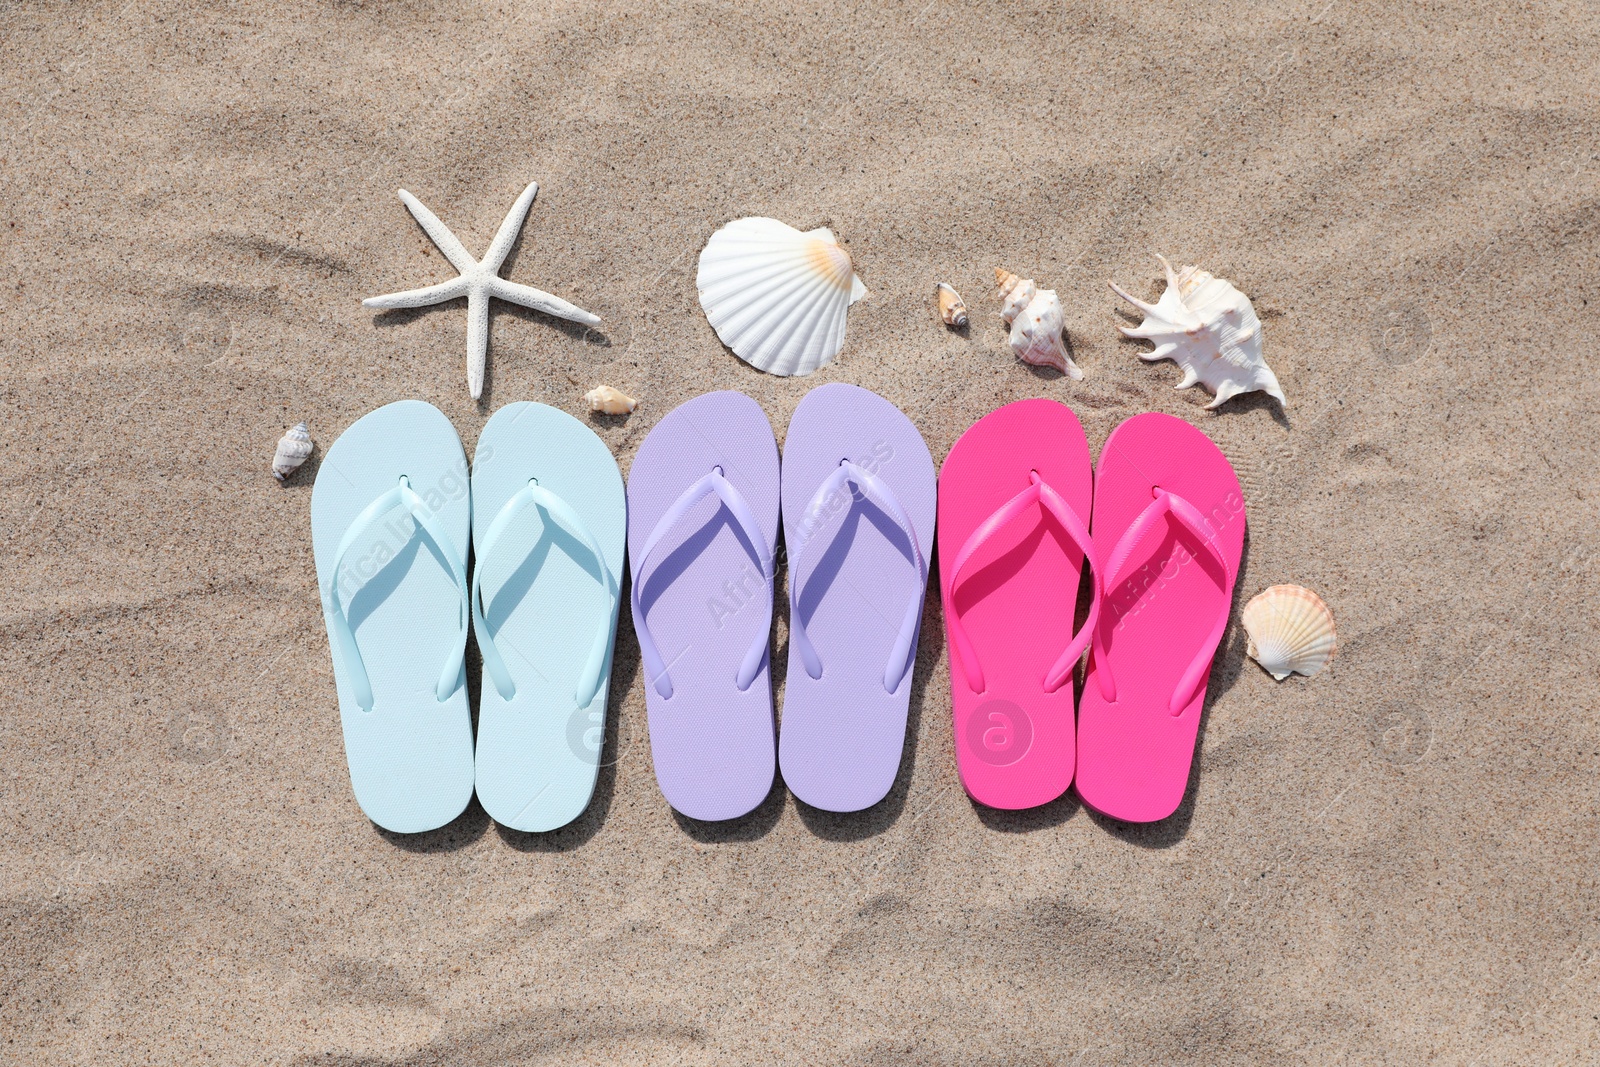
3,0,1600,1062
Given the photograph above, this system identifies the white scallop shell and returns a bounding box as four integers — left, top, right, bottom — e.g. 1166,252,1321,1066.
1110,255,1285,409
583,384,637,415
1242,584,1336,680
272,422,313,482
995,268,1083,380
696,217,867,376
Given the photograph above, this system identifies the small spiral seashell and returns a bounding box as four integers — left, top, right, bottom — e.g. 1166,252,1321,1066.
583,385,638,415
272,422,313,483
1242,584,1336,680
936,283,969,328
994,268,1083,380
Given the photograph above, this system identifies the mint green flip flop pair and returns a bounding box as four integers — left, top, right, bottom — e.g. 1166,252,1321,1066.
312,400,625,834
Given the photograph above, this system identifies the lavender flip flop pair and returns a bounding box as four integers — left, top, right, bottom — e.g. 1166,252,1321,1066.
628,384,936,820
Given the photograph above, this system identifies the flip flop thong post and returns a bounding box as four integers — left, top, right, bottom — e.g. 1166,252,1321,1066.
937,399,1098,810
1076,412,1246,823
628,391,780,822
779,384,936,813
471,402,626,832
311,400,476,834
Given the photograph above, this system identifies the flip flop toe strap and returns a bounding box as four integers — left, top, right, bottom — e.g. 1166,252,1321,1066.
322,476,469,712
946,472,1100,695
789,460,927,694
471,480,618,709
631,467,774,700
1093,488,1233,714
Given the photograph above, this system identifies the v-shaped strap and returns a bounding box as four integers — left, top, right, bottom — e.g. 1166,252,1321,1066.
321,476,468,712
946,471,1100,695
631,466,774,699
471,479,618,709
789,460,926,694
1092,487,1233,714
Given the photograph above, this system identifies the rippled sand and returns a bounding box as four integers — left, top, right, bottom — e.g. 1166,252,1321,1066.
3,1,1597,1062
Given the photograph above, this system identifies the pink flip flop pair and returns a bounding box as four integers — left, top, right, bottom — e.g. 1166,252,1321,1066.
938,401,1246,822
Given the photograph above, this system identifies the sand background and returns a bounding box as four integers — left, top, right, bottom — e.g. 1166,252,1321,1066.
4,0,1599,1062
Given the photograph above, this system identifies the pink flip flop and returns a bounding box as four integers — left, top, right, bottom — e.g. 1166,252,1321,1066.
1075,412,1246,823
937,399,1099,810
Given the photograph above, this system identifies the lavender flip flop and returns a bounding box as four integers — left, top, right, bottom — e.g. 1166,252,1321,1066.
778,384,937,812
628,391,780,821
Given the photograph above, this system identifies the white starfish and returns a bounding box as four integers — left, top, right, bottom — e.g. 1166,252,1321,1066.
364,181,600,399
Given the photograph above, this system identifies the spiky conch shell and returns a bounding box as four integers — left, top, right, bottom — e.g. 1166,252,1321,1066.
936,282,969,327
272,422,313,482
994,268,1083,380
1109,255,1286,409
695,217,867,376
583,385,638,415
1242,584,1336,680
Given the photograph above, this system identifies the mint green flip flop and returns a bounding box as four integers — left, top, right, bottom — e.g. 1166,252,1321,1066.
470,402,626,832
312,400,476,834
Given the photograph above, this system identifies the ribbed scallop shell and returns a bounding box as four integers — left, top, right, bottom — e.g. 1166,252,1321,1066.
1242,584,1336,680
1110,255,1285,409
696,217,867,376
272,422,313,482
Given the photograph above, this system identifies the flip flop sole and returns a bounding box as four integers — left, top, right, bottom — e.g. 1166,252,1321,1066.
937,399,1093,810
311,400,476,834
778,383,936,813
472,402,626,833
1077,412,1246,823
628,391,780,822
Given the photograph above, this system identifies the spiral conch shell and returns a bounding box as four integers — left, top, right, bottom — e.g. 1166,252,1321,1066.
272,422,313,483
1242,584,1336,681
1110,255,1285,410
936,283,969,328
583,385,637,415
995,268,1083,380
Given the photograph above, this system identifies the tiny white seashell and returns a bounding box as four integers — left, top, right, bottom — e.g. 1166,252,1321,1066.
696,217,868,376
584,385,638,415
1242,584,1336,681
936,283,969,328
995,268,1084,380
1110,255,1286,410
272,422,313,482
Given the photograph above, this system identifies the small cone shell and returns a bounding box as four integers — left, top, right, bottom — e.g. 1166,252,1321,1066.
936,283,969,327
584,385,638,415
1242,584,1336,680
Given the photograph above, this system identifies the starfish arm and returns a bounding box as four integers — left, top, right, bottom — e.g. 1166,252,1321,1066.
489,278,601,326
397,189,479,274
466,287,489,400
481,182,539,274
362,276,471,309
